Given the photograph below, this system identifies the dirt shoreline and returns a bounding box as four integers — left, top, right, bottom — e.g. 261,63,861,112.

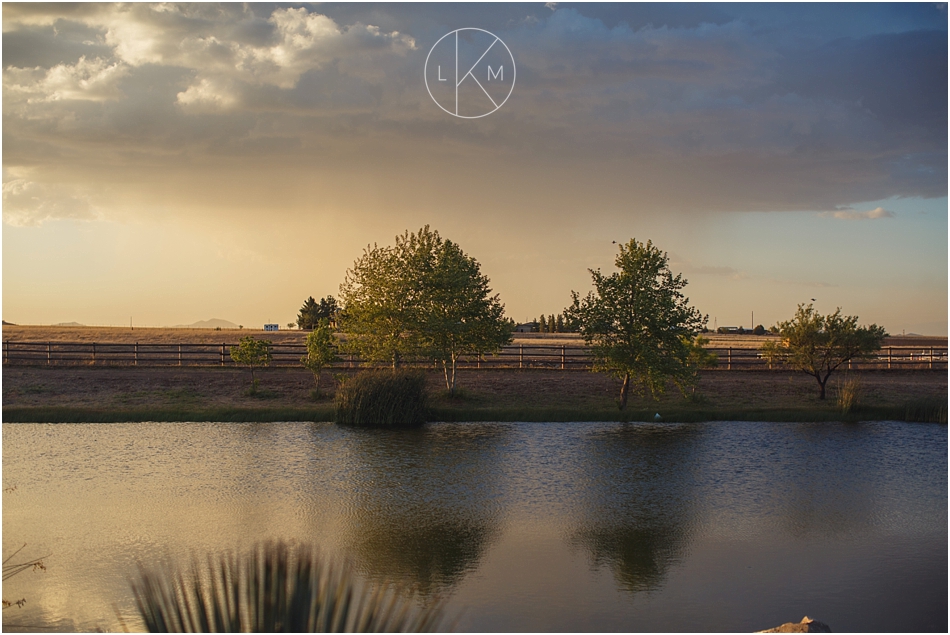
3,365,945,423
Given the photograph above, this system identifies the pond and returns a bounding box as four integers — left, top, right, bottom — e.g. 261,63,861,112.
2,421,947,632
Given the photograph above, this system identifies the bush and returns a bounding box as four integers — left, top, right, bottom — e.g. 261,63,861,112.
132,541,445,632
335,369,428,427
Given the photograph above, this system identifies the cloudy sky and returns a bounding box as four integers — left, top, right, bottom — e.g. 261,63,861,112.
3,3,947,334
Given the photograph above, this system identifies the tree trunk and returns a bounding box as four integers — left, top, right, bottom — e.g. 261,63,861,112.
619,373,630,410
443,360,451,392
817,376,827,400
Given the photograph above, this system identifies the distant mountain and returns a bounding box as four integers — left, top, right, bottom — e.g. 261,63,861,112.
175,318,240,329
56,322,85,327
2,320,15,326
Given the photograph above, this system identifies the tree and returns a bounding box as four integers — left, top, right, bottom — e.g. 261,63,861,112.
297,295,340,330
230,336,272,388
567,238,708,409
339,226,512,393
760,304,886,399
539,315,547,333
556,314,564,333
301,319,339,390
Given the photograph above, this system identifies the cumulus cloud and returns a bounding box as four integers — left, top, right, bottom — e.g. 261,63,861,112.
3,56,129,103
822,207,895,220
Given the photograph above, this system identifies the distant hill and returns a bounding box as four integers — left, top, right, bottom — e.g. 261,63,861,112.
175,318,240,329
55,322,85,327
2,320,15,326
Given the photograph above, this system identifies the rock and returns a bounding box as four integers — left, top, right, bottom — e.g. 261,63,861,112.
758,616,831,633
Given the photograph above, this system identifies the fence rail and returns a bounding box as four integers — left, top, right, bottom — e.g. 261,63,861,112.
2,341,946,371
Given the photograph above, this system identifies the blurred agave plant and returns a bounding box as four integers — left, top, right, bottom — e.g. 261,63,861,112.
131,542,446,633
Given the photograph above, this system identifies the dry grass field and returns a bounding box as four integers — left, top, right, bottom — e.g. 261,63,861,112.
3,324,943,350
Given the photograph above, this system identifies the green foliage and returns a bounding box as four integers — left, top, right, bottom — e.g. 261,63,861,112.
766,304,887,399
338,226,511,393
538,315,547,333
334,370,428,428
567,238,707,408
301,320,339,389
297,296,340,330
132,541,445,633
230,336,272,384
752,324,766,335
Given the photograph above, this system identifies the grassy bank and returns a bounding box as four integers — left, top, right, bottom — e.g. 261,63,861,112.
3,365,946,423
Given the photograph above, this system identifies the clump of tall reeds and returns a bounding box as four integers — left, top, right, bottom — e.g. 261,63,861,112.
903,397,948,423
132,542,445,633
836,378,861,414
334,370,428,427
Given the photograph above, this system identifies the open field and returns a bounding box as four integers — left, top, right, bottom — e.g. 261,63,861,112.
3,364,945,423
3,324,944,349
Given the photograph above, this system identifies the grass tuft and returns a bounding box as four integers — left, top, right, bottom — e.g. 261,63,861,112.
335,370,428,428
836,378,861,414
132,541,445,633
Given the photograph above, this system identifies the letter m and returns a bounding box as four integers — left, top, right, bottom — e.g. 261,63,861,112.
488,66,503,81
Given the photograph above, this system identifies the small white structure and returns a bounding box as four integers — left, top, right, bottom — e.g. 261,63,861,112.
263,324,279,331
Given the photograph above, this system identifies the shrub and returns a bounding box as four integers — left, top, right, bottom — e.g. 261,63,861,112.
132,541,445,633
335,370,428,427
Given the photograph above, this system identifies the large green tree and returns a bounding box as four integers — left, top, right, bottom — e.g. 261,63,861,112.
760,304,887,399
567,239,708,409
339,226,511,393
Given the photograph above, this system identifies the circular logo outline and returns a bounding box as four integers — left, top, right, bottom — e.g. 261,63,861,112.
424,28,516,119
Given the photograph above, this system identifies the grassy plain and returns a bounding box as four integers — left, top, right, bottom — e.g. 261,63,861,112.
3,364,945,423
3,325,945,423
3,324,943,349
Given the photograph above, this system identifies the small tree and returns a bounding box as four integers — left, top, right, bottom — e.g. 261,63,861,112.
301,319,339,390
567,238,707,409
539,315,547,333
230,336,272,389
762,304,886,399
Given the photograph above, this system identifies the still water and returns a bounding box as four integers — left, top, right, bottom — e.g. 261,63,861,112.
2,421,947,632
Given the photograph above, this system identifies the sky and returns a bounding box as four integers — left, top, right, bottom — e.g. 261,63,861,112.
2,2,947,334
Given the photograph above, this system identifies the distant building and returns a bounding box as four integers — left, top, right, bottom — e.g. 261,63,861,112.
263,324,279,331
514,322,537,333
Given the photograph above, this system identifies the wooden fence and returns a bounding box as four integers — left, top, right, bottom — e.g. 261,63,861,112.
2,341,946,371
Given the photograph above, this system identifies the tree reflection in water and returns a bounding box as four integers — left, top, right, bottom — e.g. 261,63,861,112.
570,423,703,594
338,424,509,597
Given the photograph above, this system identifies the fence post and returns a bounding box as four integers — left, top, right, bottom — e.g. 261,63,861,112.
3,341,7,364
47,342,51,366
134,343,138,366
561,345,565,370
92,342,96,365
519,344,524,369
728,347,732,371
887,347,892,370
178,344,182,366
930,347,934,370
221,344,225,366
